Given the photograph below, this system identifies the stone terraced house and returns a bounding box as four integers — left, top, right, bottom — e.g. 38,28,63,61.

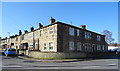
0,17,108,58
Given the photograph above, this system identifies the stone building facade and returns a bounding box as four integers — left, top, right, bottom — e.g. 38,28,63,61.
57,22,108,53
0,17,108,58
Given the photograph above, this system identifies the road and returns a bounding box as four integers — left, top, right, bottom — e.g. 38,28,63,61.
2,55,119,69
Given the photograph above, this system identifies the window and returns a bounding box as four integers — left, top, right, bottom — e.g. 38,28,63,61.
16,37,18,41
11,43,14,46
88,44,92,52
88,33,91,39
69,27,74,36
102,45,105,50
84,43,88,51
21,36,24,40
49,27,54,34
85,32,87,38
35,41,38,50
9,49,16,51
85,31,91,39
44,43,47,50
43,28,47,34
40,30,42,37
49,42,53,51
97,35,101,41
97,45,101,51
69,41,74,51
28,32,33,39
77,42,81,51
105,45,107,51
77,29,80,36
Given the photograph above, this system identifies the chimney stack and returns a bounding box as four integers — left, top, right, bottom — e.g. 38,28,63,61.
19,30,22,35
38,23,43,29
15,34,18,36
80,25,86,30
30,26,34,32
24,30,28,33
50,17,55,24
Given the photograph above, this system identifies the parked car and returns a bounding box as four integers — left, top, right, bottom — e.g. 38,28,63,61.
112,48,120,52
4,48,17,56
109,48,120,54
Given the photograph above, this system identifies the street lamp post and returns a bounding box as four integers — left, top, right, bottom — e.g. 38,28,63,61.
7,32,10,38
7,32,10,48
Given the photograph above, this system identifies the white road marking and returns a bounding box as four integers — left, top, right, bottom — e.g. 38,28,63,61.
107,64,117,66
82,66,101,68
3,65,24,67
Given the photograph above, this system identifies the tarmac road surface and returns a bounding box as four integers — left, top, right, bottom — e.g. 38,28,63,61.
2,54,119,69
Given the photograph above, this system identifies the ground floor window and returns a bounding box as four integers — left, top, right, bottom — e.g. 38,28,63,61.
84,43,88,51
84,44,87,51
77,42,82,51
84,43,92,52
102,45,105,50
105,45,108,51
49,42,53,51
69,41,74,51
97,45,101,51
44,43,47,50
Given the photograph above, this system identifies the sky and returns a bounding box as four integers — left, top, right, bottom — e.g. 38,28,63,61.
2,2,118,43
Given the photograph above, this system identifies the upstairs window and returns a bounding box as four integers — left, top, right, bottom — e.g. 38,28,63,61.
21,36,24,40
85,32,87,38
77,42,82,51
97,35,101,41
69,41,74,51
16,37,18,41
85,31,91,39
77,29,80,36
40,30,42,37
69,27,74,36
49,27,54,35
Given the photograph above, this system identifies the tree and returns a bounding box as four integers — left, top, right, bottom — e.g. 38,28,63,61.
102,30,115,44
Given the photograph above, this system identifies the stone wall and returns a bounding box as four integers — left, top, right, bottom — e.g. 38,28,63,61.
18,50,25,55
28,51,86,59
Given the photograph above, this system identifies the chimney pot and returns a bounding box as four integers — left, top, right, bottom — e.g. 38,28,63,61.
81,25,86,30
30,27,34,32
38,23,43,29
50,17,55,24
24,30,28,33
19,30,22,35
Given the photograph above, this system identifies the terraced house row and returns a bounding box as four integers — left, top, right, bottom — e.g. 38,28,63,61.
0,17,108,58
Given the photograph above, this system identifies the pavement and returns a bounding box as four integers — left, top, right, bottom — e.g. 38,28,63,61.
17,53,120,62
17,55,94,63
